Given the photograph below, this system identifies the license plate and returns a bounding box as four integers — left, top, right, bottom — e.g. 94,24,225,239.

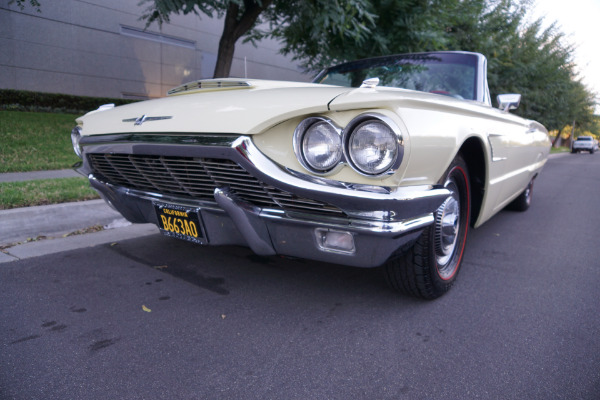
154,202,205,244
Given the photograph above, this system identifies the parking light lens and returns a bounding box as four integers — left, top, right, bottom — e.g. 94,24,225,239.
315,229,355,254
71,126,82,158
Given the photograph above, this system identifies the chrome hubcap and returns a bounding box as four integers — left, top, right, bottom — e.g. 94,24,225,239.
524,181,533,205
434,191,460,273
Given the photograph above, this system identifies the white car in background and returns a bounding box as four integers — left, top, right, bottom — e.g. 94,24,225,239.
571,136,598,154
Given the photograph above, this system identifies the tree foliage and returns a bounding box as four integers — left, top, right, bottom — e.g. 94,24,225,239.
140,0,278,78
440,0,596,132
9,0,41,11
273,0,596,132
139,0,373,78
140,0,595,133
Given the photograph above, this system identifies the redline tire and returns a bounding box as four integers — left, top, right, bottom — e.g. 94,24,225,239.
383,155,470,299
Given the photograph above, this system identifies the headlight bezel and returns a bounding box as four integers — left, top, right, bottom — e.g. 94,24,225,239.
342,114,404,177
293,117,344,175
293,113,404,178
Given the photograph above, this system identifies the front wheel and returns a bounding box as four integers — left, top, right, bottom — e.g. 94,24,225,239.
383,155,471,299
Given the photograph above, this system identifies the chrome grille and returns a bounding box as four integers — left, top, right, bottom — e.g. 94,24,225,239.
87,153,345,217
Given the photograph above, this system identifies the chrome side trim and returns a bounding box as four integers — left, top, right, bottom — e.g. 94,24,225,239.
258,207,434,237
80,133,239,147
487,134,507,162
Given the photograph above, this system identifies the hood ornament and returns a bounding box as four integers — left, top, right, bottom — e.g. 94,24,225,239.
360,77,380,88
122,115,173,125
134,114,147,125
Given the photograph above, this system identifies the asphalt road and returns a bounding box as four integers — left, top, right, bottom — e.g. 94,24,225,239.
1,153,599,400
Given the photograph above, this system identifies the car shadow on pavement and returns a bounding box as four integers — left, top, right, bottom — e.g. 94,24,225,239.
102,233,424,305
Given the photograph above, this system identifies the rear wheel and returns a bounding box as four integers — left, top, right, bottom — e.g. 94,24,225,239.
383,155,470,299
508,178,534,212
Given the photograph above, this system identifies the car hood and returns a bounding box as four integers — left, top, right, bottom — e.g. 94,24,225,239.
77,78,531,137
77,79,351,136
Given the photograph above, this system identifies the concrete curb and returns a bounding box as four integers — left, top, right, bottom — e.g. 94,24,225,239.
0,199,126,245
0,169,162,262
0,199,159,263
0,223,157,263
548,152,567,159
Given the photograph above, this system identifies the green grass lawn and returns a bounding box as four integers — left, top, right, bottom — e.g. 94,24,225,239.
0,110,81,172
550,146,570,154
0,177,99,210
0,110,100,208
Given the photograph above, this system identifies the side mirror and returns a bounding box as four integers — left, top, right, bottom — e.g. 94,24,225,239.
497,94,521,112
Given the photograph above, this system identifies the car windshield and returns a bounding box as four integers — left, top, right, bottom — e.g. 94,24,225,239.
577,137,592,141
313,52,479,101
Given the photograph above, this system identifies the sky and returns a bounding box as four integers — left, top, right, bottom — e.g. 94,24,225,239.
528,0,600,113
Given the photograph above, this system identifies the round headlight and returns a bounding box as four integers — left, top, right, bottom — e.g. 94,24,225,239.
299,120,342,172
347,120,398,175
71,126,82,158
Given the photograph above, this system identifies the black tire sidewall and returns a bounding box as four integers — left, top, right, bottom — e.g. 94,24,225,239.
382,155,471,299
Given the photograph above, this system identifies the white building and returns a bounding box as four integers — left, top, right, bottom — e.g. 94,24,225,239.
0,0,309,99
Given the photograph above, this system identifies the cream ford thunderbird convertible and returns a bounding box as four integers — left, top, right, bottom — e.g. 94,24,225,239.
71,51,550,299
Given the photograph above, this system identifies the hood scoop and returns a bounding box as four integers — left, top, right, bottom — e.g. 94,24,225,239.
167,79,252,96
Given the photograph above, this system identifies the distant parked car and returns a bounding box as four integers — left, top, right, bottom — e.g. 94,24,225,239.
71,51,551,299
572,136,598,154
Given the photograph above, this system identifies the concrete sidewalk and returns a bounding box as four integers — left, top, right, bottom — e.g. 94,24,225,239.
0,199,158,263
0,169,158,263
0,169,81,182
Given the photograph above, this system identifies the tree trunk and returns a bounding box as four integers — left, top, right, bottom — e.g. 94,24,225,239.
214,30,237,78
212,0,273,79
551,119,576,148
569,119,576,142
551,131,562,147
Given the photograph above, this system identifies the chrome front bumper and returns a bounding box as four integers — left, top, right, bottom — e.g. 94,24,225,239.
78,134,451,267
